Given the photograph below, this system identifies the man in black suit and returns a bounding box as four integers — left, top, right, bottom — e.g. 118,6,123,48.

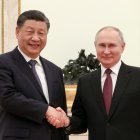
48,26,140,140
0,10,68,140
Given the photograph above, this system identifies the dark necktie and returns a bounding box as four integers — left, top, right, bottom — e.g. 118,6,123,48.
103,69,112,114
28,60,42,88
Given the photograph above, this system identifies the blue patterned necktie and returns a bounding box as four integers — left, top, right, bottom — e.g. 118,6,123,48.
28,60,42,88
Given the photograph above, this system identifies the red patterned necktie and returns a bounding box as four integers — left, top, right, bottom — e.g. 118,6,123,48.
103,69,112,114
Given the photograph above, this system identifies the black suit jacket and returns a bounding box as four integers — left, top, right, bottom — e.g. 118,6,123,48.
69,62,140,140
0,48,68,140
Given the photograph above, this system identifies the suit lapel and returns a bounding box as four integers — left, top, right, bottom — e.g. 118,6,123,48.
109,63,132,118
40,57,53,103
90,68,107,116
11,48,47,101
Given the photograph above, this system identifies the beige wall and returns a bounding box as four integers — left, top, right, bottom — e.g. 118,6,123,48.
1,0,140,68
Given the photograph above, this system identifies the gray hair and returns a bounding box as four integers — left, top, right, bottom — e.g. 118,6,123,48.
94,26,125,44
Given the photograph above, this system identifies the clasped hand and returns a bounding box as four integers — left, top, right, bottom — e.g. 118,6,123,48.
46,106,70,128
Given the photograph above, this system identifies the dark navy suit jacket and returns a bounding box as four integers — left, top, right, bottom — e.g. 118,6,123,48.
0,47,68,140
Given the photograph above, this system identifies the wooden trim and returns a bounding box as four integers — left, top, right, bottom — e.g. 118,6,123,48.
65,84,77,113
1,0,4,53
18,0,21,16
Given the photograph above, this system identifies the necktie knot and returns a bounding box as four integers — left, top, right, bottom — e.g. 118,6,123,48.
28,60,42,88
105,69,112,75
28,60,37,67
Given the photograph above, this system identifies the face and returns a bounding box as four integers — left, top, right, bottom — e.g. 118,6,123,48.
16,20,48,58
94,28,125,68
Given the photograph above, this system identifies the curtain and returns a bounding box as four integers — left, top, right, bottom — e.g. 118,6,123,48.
1,0,20,53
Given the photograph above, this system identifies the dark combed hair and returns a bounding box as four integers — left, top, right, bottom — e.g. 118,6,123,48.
17,10,50,30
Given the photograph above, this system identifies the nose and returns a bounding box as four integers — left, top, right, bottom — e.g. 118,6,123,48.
104,46,110,54
31,33,40,41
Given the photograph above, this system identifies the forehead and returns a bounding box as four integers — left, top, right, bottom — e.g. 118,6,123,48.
96,28,122,43
22,20,47,30
98,28,119,37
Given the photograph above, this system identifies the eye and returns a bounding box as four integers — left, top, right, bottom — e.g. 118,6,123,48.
98,43,105,48
109,43,116,48
38,31,46,36
39,32,44,35
26,30,34,34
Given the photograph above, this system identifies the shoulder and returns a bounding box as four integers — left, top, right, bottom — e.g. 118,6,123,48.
79,68,101,81
0,51,11,59
0,51,13,66
120,62,140,79
40,57,61,71
0,47,21,62
121,62,140,72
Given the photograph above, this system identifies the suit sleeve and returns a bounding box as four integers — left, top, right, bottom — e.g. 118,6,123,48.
68,78,87,134
60,69,68,114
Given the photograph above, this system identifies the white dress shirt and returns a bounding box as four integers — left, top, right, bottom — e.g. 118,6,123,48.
101,60,121,95
18,47,49,103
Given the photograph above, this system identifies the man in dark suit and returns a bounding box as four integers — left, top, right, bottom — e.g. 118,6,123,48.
0,10,68,140
48,26,140,140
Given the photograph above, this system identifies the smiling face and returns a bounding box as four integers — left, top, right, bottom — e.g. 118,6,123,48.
94,28,125,68
16,20,48,59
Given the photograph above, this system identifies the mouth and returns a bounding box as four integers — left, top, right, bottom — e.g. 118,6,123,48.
29,44,40,49
102,57,112,59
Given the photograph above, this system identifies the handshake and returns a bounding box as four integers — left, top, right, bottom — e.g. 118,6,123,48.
45,106,70,128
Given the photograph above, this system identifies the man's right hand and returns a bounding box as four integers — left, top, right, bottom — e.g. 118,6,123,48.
46,106,70,128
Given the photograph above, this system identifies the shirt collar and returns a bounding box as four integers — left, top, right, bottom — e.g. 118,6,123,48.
101,60,122,77
18,47,41,66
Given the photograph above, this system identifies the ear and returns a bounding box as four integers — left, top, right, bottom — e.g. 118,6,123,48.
15,27,20,39
121,42,125,52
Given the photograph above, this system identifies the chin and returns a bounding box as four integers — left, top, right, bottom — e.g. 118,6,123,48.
102,63,112,68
